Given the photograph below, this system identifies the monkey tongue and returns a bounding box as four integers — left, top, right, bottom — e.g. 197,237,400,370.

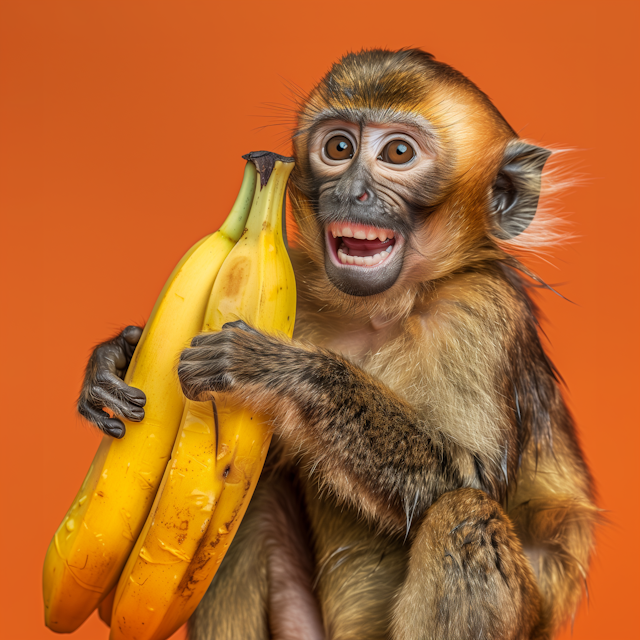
340,237,394,257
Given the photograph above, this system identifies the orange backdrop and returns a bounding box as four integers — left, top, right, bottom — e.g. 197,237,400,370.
1,1,638,638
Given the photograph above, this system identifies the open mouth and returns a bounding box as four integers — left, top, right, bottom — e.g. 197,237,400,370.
325,222,402,268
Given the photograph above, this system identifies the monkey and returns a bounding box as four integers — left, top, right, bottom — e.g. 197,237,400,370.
77,49,598,640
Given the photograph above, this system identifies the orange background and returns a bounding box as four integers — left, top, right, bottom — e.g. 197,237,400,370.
1,1,638,638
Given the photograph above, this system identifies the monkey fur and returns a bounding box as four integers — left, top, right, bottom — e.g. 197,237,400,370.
79,49,597,640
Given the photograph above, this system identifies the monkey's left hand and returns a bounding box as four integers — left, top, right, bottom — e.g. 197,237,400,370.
178,319,293,401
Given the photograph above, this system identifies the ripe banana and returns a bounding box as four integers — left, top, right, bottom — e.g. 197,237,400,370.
43,161,257,633
109,151,296,640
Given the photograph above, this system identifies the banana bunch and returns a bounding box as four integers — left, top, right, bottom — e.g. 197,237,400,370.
43,151,296,638
109,152,296,640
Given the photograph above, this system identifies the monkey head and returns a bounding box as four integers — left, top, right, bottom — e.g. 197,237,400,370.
289,49,551,311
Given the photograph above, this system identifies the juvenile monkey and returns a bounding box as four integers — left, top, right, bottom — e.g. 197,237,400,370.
79,49,597,640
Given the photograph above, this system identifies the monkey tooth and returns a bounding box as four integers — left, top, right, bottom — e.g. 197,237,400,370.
337,246,392,266
329,221,395,242
327,221,398,268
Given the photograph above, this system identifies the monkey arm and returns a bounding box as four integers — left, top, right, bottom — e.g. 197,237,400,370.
77,325,146,438
178,319,507,534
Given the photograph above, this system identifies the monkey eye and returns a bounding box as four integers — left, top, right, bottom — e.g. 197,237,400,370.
324,135,355,161
379,139,416,165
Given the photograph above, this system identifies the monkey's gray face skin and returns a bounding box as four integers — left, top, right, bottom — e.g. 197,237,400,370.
308,117,437,296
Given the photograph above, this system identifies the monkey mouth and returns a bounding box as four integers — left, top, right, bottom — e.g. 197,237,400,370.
325,222,403,268
323,222,405,296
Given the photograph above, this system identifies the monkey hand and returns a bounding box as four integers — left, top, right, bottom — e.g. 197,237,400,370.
178,319,295,403
77,325,146,438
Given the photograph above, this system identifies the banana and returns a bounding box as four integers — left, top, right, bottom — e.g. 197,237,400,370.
98,588,115,626
43,162,257,633
109,152,296,640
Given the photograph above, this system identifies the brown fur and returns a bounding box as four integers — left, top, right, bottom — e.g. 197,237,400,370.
393,489,545,640
181,49,596,639
176,49,597,640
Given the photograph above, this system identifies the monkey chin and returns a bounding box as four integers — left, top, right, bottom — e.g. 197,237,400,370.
323,225,406,297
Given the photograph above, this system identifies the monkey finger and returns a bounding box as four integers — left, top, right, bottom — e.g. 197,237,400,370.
188,335,207,349
95,342,129,374
121,325,144,345
119,326,144,360
78,401,126,438
178,359,234,399
176,370,208,401
221,319,259,334
189,328,255,355
179,341,234,374
90,384,146,422
189,331,223,349
95,370,147,406
120,382,146,406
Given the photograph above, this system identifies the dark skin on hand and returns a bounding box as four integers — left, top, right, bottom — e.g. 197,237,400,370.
79,49,597,640
78,325,145,438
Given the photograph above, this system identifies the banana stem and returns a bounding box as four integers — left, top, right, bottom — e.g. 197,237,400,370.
218,161,258,242
243,151,295,241
242,150,295,189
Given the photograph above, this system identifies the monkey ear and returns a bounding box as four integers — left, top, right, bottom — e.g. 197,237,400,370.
490,142,552,239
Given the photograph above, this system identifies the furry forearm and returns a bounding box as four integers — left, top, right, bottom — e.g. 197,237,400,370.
179,323,500,531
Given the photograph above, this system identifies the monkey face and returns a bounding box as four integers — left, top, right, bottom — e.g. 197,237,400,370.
290,49,551,309
307,117,440,296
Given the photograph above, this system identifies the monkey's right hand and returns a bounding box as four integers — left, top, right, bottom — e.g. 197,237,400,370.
77,325,146,439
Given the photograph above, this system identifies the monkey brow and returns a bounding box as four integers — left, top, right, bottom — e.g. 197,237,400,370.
302,107,436,140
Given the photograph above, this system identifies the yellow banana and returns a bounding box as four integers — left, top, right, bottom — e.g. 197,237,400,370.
43,162,257,633
109,152,296,640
